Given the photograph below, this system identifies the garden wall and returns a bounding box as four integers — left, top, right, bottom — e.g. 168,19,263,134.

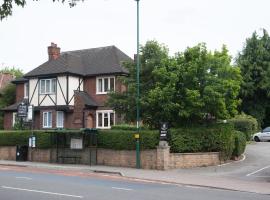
0,146,221,170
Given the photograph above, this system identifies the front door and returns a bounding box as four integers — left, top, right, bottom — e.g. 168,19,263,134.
86,114,94,128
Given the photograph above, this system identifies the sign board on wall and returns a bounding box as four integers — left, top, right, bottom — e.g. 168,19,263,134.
17,102,27,118
159,122,169,141
70,138,83,149
27,105,33,121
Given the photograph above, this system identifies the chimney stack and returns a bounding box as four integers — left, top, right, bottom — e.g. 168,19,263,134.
48,42,60,60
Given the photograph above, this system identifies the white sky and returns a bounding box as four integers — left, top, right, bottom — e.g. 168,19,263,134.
0,0,270,73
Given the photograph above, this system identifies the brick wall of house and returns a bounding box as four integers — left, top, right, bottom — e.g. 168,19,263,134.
73,94,84,128
16,83,24,102
3,112,13,130
83,76,125,107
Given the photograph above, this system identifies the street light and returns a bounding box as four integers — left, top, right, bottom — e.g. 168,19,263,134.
135,0,140,169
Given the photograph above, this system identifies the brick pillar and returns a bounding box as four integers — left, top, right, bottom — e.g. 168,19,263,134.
156,142,170,170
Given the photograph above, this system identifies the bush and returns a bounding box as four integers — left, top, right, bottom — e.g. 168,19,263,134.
0,130,53,149
97,130,159,150
111,124,149,131
228,113,258,140
169,124,235,161
232,131,246,158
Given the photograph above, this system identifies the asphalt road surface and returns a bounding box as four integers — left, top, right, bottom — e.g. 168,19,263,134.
0,164,269,200
173,142,270,182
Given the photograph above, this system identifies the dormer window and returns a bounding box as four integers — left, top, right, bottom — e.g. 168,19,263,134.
24,82,29,99
96,76,115,94
40,78,56,94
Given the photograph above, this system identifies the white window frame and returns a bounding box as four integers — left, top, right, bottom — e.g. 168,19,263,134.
24,82,29,99
96,110,115,129
43,111,52,128
39,78,56,94
96,76,115,94
56,111,64,128
12,112,17,127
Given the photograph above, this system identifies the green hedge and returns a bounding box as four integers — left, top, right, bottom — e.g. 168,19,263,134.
232,131,246,157
97,130,159,150
228,114,258,141
0,131,52,149
169,124,235,160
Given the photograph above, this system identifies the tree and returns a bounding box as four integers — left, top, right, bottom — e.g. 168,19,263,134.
0,0,81,20
146,44,242,126
106,40,170,126
107,41,242,128
0,67,23,129
237,29,270,127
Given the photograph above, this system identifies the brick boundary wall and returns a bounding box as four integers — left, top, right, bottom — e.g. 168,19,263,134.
0,146,221,170
0,146,16,160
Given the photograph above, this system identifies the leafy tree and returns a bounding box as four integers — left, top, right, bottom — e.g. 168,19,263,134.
0,67,23,129
147,44,242,126
0,0,81,20
107,40,170,125
237,29,270,127
107,41,242,128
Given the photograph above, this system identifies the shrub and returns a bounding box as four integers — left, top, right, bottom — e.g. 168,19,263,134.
228,113,258,140
111,124,149,131
232,131,246,158
97,130,159,150
169,124,235,161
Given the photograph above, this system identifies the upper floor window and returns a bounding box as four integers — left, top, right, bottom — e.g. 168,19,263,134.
96,76,115,94
40,79,56,94
24,82,29,98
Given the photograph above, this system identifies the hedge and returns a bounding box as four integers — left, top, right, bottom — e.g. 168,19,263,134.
169,124,235,160
97,130,159,150
232,131,246,158
0,130,52,149
228,114,258,141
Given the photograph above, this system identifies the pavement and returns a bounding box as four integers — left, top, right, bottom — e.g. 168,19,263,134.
0,159,270,195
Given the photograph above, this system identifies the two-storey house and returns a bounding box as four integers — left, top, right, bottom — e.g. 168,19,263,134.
2,43,131,130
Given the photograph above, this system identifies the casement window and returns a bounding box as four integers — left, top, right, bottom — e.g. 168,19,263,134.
24,82,29,98
40,78,56,94
56,111,64,128
43,111,52,128
96,76,115,94
96,110,115,129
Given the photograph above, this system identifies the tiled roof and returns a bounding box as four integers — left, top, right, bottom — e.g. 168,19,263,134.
75,91,98,107
24,46,131,78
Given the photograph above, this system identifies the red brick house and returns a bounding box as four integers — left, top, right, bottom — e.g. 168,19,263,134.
2,43,131,130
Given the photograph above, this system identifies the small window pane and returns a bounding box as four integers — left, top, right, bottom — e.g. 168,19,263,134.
104,113,108,127
98,113,102,127
104,78,109,92
48,112,52,127
110,113,114,126
40,80,45,94
98,79,103,93
51,79,56,93
45,80,51,93
110,78,114,91
57,111,64,128
43,112,47,127
24,83,29,98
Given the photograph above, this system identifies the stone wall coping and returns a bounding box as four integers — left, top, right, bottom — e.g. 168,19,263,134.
171,152,219,155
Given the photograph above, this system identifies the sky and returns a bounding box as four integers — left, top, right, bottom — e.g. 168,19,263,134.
0,0,270,73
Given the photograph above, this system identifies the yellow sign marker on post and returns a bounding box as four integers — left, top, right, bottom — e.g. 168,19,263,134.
134,134,140,139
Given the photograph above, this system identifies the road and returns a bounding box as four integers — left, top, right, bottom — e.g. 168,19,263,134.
173,142,270,182
0,164,269,200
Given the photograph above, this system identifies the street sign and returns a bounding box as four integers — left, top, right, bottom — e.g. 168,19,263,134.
27,105,33,121
17,102,27,118
28,136,36,148
159,122,169,141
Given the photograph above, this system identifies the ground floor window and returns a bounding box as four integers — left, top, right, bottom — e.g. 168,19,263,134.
43,111,52,128
56,111,64,128
96,110,115,129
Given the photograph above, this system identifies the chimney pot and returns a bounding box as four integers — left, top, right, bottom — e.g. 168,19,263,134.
48,42,60,60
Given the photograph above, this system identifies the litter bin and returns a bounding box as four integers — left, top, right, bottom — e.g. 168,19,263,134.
16,145,28,161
